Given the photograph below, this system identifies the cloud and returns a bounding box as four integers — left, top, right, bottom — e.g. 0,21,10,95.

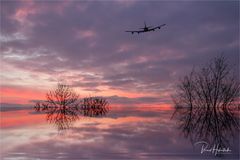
0,103,31,112
1,1,239,102
0,85,46,104
107,95,171,105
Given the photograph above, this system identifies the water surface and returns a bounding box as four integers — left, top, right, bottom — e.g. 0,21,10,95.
1,106,239,159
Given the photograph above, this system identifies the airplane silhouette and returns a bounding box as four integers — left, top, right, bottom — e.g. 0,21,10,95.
126,22,166,34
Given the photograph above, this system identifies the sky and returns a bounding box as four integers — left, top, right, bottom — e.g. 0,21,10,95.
0,1,239,159
0,0,239,107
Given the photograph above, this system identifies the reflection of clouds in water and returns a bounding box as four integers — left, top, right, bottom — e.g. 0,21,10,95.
0,123,57,155
2,117,181,159
2,107,239,160
3,108,239,159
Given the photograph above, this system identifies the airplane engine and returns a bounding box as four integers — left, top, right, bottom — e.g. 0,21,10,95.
126,22,165,34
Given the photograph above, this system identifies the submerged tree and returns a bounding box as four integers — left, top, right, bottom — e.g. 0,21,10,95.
172,56,239,149
34,83,80,130
34,84,110,131
81,97,110,117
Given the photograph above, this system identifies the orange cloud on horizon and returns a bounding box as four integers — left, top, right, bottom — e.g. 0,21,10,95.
1,85,46,104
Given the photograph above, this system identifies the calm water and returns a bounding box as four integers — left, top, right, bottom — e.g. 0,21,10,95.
1,106,239,160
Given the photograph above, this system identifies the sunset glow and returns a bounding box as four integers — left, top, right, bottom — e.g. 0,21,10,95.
1,1,239,159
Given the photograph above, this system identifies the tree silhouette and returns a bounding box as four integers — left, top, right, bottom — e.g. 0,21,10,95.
34,83,80,130
34,84,110,131
81,97,110,117
172,56,239,149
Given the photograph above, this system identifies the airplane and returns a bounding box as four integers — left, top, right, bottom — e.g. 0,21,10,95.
126,22,166,34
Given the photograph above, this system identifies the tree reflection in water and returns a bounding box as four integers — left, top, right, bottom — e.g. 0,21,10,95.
34,84,80,130
34,84,109,131
172,56,239,150
81,97,109,117
173,105,239,148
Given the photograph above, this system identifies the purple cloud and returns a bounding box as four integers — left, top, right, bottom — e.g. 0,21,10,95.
1,1,239,98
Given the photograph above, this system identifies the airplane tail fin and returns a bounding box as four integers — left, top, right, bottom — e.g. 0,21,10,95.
140,21,147,29
143,21,152,28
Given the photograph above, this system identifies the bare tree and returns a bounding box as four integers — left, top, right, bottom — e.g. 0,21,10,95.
34,84,110,131
34,83,80,130
81,97,110,117
172,56,239,149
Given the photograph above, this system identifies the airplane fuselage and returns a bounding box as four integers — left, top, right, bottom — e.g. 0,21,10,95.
144,27,154,32
125,22,165,34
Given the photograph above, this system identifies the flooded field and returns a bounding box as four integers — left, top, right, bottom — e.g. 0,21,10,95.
1,106,239,160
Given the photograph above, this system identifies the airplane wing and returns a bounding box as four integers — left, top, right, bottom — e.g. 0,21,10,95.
125,30,144,34
151,24,166,30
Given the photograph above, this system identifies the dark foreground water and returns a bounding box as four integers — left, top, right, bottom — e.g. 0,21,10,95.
1,106,239,160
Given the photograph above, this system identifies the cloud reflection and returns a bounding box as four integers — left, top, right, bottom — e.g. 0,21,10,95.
2,107,239,159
